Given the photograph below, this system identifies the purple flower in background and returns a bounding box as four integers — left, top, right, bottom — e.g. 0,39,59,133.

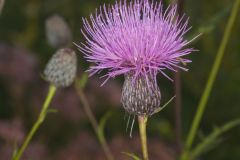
79,0,197,116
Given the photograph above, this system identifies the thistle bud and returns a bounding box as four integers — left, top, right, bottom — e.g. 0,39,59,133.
45,14,72,48
121,73,161,116
44,48,77,87
0,0,5,14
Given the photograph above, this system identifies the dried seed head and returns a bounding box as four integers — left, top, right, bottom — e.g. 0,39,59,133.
45,14,72,48
44,48,77,87
121,73,161,116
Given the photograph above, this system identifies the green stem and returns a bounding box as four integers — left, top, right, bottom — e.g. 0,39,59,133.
182,0,240,159
75,80,114,160
138,116,149,160
12,85,57,160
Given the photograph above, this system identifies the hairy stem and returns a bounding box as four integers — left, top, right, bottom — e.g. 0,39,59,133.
138,116,149,160
75,80,114,160
12,85,57,160
182,0,240,159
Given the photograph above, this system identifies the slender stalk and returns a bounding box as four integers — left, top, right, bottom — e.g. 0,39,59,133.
182,0,240,159
174,0,185,153
75,80,114,160
138,116,149,160
12,85,57,160
174,72,183,153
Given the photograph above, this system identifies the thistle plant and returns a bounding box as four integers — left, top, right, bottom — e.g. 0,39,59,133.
12,48,77,160
46,13,115,160
79,0,197,159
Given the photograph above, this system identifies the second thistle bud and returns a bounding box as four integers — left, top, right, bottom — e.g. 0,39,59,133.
45,14,72,48
44,48,77,87
121,73,161,116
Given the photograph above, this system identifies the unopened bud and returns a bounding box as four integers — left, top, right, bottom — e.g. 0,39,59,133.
44,48,77,87
45,14,72,48
0,0,5,14
121,73,161,116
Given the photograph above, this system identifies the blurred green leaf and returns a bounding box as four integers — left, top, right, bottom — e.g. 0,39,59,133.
47,108,58,114
11,143,18,159
187,5,231,41
79,73,89,88
40,73,47,81
122,152,141,160
98,111,112,143
153,119,174,140
190,119,240,159
154,96,175,114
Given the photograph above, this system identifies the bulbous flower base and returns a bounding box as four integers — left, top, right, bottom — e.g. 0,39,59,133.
121,73,161,116
44,48,77,87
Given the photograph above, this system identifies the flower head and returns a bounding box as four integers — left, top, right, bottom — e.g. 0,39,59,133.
79,0,197,116
79,0,195,84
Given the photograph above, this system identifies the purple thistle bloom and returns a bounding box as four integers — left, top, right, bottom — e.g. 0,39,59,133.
79,0,197,116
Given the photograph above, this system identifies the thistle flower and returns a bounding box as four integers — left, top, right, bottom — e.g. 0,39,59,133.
44,48,77,87
79,0,197,116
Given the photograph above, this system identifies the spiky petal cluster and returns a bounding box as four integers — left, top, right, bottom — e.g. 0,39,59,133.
79,0,195,84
